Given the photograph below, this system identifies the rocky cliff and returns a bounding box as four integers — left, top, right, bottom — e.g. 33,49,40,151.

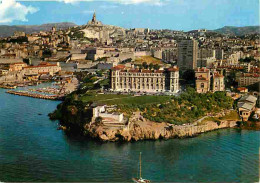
84,118,237,142
49,96,238,142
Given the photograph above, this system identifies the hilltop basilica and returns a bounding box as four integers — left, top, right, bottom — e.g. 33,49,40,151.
87,11,103,26
81,12,125,43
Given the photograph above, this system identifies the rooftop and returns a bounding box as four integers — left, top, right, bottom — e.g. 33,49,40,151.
111,66,179,73
196,67,209,72
237,102,255,111
239,95,257,103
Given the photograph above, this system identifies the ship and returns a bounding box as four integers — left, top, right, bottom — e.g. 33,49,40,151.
132,152,151,183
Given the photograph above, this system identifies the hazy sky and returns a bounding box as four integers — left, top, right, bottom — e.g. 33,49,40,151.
0,0,259,31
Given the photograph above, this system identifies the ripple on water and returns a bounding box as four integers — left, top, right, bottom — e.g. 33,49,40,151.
0,87,259,182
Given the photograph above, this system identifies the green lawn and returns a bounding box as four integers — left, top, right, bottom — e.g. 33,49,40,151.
73,88,234,125
79,93,172,106
80,93,131,103
219,110,240,120
199,110,239,125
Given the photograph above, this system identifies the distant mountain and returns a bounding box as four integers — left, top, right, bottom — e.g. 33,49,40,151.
213,26,260,36
0,22,77,37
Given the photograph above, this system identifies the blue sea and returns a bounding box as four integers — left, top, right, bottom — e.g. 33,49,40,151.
0,86,259,182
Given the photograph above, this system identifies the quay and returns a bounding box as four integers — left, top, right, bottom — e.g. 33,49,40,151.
0,82,40,89
6,90,63,101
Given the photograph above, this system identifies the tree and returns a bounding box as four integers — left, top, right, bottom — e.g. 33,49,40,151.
95,117,103,124
142,62,148,69
42,49,52,57
182,69,195,84
239,57,255,63
96,70,103,77
154,64,160,70
149,63,154,70
225,70,238,89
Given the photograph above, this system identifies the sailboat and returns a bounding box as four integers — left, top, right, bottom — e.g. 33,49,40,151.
132,152,151,183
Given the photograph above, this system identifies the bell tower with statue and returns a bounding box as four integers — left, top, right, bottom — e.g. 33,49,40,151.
87,11,103,26
92,11,96,23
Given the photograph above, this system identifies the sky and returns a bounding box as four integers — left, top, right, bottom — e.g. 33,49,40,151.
0,0,259,31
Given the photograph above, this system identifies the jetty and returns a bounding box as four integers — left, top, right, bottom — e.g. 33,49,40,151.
0,85,17,89
28,87,60,95
6,90,63,101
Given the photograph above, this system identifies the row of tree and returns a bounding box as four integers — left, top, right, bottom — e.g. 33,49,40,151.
135,62,160,70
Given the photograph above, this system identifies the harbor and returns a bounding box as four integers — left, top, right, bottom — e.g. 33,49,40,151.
2,76,79,101
0,81,41,89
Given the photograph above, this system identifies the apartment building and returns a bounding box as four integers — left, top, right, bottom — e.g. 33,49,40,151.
177,39,198,70
238,73,260,87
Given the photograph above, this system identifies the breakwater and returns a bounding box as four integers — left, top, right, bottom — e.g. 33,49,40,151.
6,90,63,100
0,85,17,89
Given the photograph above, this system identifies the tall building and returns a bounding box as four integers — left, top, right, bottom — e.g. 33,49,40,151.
177,39,198,70
111,66,179,93
215,49,224,60
162,48,177,63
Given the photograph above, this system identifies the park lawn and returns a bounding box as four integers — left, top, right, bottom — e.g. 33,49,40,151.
79,93,172,106
79,93,131,104
106,95,172,105
219,110,240,120
134,56,163,65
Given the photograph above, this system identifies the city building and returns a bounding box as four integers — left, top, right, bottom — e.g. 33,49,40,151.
24,62,61,76
197,57,216,68
9,62,28,72
198,48,215,59
177,39,198,70
195,67,211,93
162,48,177,63
237,95,257,121
111,65,179,93
238,73,260,87
212,72,225,92
92,105,124,124
215,49,224,60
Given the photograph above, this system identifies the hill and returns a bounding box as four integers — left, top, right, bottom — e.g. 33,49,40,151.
213,26,260,36
0,22,77,37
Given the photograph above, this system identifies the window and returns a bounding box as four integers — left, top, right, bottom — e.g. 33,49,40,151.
201,83,204,88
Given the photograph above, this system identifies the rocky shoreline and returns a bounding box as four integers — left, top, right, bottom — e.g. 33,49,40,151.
49,93,239,142
83,117,237,142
